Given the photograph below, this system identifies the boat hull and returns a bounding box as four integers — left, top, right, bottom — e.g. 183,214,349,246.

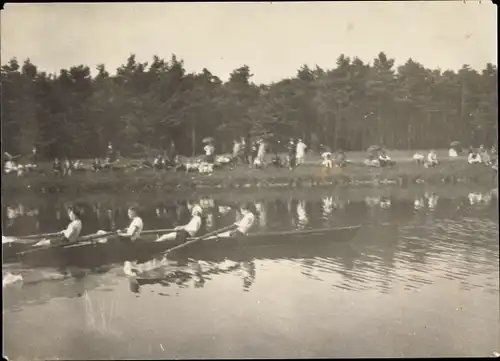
9,225,361,268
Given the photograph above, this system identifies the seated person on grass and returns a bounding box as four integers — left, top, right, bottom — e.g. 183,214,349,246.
425,150,439,167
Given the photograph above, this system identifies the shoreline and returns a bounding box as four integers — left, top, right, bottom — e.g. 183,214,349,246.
2,156,497,196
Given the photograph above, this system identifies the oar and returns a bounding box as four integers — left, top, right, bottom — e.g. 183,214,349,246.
17,230,120,255
18,227,179,254
3,232,64,248
163,224,237,256
10,232,62,241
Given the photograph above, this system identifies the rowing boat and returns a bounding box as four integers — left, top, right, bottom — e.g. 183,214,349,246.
7,225,361,267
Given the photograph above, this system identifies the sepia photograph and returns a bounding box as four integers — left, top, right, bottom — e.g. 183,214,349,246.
1,1,498,359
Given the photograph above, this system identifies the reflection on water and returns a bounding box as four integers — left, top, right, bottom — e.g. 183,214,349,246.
2,187,499,359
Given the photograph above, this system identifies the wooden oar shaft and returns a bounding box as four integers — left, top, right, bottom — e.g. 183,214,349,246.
164,224,236,255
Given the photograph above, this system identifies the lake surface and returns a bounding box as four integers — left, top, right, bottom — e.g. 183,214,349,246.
2,186,499,359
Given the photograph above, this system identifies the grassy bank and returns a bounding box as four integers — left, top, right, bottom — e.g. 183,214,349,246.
2,149,497,194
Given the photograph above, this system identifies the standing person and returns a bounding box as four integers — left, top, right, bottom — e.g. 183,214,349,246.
32,146,37,164
63,157,73,177
203,141,215,164
106,142,115,162
232,139,241,163
35,207,83,246
156,205,203,243
242,136,250,165
250,140,259,166
296,139,307,166
256,139,267,166
169,140,177,161
53,158,63,178
287,139,296,170
118,207,144,241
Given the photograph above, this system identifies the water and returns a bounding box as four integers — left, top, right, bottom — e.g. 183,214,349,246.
2,186,499,359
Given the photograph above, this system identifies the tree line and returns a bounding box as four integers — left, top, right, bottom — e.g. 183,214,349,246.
1,52,497,159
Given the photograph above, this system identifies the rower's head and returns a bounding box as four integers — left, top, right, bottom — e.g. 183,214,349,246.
128,207,138,219
191,205,203,217
67,207,81,221
240,202,256,215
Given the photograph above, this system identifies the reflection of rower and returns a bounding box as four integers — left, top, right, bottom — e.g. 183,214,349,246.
217,203,256,237
296,200,309,229
156,205,203,243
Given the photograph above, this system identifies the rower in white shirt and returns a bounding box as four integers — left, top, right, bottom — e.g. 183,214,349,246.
35,207,83,246
118,207,144,241
156,205,203,243
217,203,256,237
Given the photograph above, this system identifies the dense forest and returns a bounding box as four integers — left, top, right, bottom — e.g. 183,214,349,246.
1,52,497,159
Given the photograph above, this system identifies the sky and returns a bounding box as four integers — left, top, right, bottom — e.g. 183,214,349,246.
1,1,497,84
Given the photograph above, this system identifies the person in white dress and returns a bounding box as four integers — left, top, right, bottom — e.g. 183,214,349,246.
296,139,307,166
413,152,425,164
204,142,215,163
448,148,458,157
118,207,144,241
156,205,203,243
35,207,83,246
257,140,267,163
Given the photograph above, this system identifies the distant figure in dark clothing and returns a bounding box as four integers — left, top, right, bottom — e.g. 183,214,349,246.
92,158,102,172
287,139,296,170
169,141,177,160
242,136,250,164
32,146,37,164
250,140,259,166
153,155,165,171
53,158,63,177
106,142,117,162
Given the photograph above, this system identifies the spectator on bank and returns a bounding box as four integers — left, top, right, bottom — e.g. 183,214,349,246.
378,150,395,167
287,139,296,170
63,157,73,177
334,150,347,167
425,150,439,167
448,148,458,157
468,149,482,164
203,141,215,164
479,145,492,165
296,139,307,166
413,152,425,164
257,139,267,164
232,139,241,162
92,158,102,172
169,141,177,161
53,158,63,177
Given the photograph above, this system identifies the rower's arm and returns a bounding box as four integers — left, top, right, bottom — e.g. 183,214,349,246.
61,224,76,240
